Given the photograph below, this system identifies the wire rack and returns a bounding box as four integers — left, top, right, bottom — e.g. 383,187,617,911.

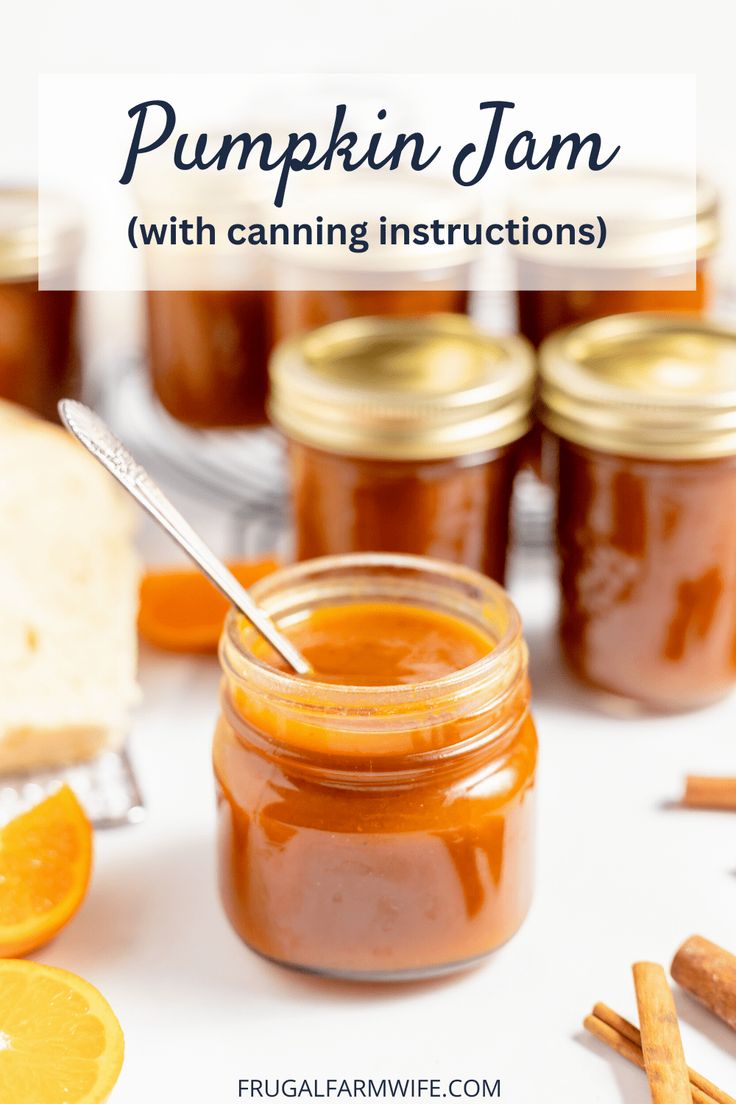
0,748,145,830
100,360,290,560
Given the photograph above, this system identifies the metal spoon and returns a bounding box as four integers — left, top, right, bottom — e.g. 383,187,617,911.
58,400,311,676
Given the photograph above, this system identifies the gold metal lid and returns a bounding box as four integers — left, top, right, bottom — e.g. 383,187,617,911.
512,170,719,269
539,313,736,459
0,187,82,281
269,315,535,460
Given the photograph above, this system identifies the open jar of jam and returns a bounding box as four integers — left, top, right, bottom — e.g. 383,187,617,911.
0,188,82,420
269,315,535,582
213,553,537,980
515,172,719,347
540,313,736,712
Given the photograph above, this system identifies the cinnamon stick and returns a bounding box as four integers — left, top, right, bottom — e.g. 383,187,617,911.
683,777,736,811
584,1011,647,1071
672,936,736,1032
633,961,692,1104
591,1003,736,1104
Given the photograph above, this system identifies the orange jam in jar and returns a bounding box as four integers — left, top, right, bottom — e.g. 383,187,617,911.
269,175,474,344
540,314,736,711
0,189,82,420
268,316,535,583
272,286,469,344
145,290,272,427
213,554,537,980
517,262,710,349
514,172,719,348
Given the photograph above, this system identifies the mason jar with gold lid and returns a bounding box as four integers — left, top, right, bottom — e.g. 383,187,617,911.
269,314,535,582
539,312,736,711
0,188,82,419
514,172,719,348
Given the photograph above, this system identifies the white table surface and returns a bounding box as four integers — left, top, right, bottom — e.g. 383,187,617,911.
35,549,736,1104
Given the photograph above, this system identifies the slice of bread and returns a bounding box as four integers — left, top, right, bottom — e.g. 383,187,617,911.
0,401,140,772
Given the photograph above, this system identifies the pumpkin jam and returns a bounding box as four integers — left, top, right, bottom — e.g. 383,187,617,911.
287,442,521,583
268,315,534,585
540,314,736,711
556,440,736,710
213,559,537,980
263,602,494,684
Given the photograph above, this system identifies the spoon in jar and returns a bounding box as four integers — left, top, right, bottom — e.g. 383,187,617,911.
58,399,311,676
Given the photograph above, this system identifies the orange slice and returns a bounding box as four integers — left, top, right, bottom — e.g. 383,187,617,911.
0,959,124,1103
138,556,279,652
0,785,93,957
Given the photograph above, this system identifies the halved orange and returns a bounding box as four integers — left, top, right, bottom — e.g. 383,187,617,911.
138,556,279,652
0,785,93,957
0,959,124,1103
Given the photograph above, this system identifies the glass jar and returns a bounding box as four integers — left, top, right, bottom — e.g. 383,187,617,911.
268,174,475,343
514,172,719,347
540,313,736,711
213,553,537,980
517,262,710,348
0,188,82,420
268,315,535,583
139,172,274,428
272,280,469,344
145,290,272,427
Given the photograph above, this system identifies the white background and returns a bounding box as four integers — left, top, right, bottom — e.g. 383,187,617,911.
4,4,736,1102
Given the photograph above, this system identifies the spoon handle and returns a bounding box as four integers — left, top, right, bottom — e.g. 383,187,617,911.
58,400,311,676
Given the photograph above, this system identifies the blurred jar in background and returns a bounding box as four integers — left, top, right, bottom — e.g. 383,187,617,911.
514,172,719,347
146,289,272,427
0,188,82,420
540,313,736,712
143,166,479,426
269,176,476,343
140,168,273,428
271,266,469,343
269,315,535,583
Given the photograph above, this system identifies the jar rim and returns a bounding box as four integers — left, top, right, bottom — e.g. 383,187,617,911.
221,552,524,708
268,314,535,460
539,312,736,460
0,186,83,280
511,170,719,269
